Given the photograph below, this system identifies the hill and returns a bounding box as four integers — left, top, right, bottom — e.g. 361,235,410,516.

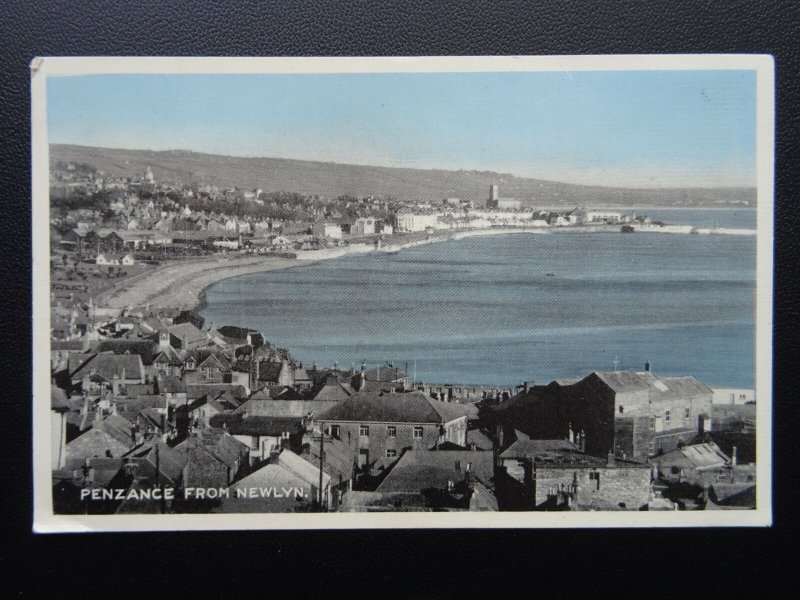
49,144,756,208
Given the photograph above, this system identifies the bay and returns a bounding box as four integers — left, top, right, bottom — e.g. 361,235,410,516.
200,209,756,388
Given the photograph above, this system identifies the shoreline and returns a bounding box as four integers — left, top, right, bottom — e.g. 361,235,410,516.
94,224,755,311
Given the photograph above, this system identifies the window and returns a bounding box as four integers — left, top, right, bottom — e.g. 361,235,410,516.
589,471,600,490
665,410,671,423
386,425,396,437
385,449,397,458
454,460,461,472
684,407,690,420
649,417,655,431
739,394,746,400
413,426,423,439
648,441,656,456
359,425,369,437
619,405,624,414
330,425,340,439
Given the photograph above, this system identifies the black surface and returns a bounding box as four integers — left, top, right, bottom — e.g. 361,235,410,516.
1,0,797,596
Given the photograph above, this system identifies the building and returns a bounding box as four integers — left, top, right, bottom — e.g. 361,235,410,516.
497,437,652,510
317,390,470,478
374,449,497,511
312,221,343,240
394,210,439,233
485,184,522,211
220,463,315,513
491,368,713,463
209,413,306,466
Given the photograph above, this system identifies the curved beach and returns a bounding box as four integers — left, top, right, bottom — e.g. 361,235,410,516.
94,224,754,310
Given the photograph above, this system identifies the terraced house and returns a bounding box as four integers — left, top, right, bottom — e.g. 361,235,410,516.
317,390,471,479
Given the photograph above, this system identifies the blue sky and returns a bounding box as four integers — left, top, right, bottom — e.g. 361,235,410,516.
47,70,756,188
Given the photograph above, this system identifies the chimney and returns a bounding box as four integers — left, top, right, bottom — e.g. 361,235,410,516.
645,361,651,372
731,446,738,466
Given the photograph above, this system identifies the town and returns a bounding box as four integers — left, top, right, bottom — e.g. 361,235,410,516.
49,163,757,513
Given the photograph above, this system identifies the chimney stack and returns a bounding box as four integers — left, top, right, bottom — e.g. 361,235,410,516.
645,361,651,372
731,446,738,466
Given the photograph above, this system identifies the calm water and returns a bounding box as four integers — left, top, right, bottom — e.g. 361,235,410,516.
201,209,757,388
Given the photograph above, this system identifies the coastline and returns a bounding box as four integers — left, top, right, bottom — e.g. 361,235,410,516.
94,223,755,311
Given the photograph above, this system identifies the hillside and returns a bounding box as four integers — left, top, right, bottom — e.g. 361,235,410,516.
49,144,756,208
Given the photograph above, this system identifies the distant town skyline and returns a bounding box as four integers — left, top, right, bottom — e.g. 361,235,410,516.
47,70,756,189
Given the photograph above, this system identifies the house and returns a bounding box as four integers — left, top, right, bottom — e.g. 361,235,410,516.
317,390,470,479
175,428,249,489
374,450,496,511
299,433,357,504
167,322,208,349
312,378,355,401
123,440,187,490
654,442,731,483
209,413,306,466
253,359,293,388
195,352,232,383
91,338,159,365
491,369,713,463
312,221,343,240
219,463,315,513
497,438,652,511
275,449,332,507
65,428,132,468
68,353,146,392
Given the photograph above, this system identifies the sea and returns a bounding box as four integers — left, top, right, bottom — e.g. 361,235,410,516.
200,208,758,388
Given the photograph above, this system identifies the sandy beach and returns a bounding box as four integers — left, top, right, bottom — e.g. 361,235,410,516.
93,224,755,311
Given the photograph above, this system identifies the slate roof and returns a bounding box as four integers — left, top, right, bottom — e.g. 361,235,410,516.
186,384,247,401
222,464,314,512
317,391,469,425
65,428,131,465
234,399,337,419
197,352,231,371
125,441,187,487
300,435,357,483
92,339,159,365
209,414,305,437
592,371,712,399
51,386,70,411
376,450,495,493
214,325,258,341
276,449,331,489
167,322,207,345
657,442,730,470
69,353,144,382
466,429,495,450
256,360,285,383
158,375,187,394
498,439,628,468
98,413,137,446
312,381,354,402
176,428,248,469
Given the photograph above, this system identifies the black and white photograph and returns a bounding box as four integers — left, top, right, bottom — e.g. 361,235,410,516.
31,55,774,531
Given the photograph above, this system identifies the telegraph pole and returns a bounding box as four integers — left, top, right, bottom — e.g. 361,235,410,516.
318,428,325,511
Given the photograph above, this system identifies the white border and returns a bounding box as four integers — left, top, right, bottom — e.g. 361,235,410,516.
32,55,774,532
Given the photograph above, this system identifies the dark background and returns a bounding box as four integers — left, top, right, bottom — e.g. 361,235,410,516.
1,1,797,596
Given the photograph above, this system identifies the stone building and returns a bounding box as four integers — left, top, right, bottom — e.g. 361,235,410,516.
317,390,470,484
497,437,652,510
491,369,713,463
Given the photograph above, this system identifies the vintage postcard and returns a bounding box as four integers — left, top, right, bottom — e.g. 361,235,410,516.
32,55,774,532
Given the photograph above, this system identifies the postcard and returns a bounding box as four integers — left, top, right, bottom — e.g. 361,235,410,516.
32,55,774,531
